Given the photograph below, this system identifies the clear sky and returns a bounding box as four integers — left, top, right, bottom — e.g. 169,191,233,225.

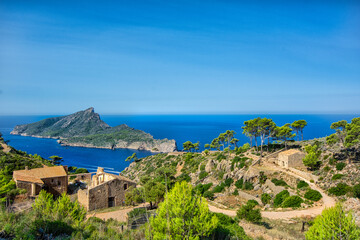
0,1,359,115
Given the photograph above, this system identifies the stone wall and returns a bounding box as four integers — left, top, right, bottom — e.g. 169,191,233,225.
42,176,68,196
79,177,136,211
16,181,41,196
287,152,306,168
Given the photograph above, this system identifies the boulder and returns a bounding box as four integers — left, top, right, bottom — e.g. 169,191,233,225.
205,159,215,173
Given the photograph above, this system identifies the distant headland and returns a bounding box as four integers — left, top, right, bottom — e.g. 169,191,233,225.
11,107,177,153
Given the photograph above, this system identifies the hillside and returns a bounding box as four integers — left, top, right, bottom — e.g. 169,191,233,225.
11,108,177,152
0,134,51,203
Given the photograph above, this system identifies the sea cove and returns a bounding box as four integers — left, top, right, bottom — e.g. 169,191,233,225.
0,114,357,172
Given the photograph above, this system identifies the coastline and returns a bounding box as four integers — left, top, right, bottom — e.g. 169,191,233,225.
10,131,176,153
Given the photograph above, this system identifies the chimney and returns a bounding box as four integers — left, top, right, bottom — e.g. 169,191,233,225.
25,166,29,170
97,167,104,174
63,165,68,174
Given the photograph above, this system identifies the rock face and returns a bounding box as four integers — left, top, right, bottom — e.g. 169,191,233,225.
11,107,177,153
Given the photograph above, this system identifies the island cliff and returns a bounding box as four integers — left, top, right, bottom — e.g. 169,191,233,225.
11,107,177,153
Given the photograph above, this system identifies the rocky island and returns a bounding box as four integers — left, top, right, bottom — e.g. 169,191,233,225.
11,107,177,152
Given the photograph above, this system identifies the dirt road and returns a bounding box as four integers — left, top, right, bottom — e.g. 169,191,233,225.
88,203,148,222
209,166,336,220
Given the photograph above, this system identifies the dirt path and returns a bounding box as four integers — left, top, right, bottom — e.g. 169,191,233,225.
87,203,147,222
0,142,11,153
209,166,336,220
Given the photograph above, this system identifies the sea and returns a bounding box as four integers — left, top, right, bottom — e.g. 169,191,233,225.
0,114,358,174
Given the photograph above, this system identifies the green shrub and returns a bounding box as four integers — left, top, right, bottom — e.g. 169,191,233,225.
247,199,259,207
176,173,191,182
271,178,287,186
237,200,262,223
328,183,352,196
353,184,360,199
224,178,234,187
199,171,208,180
217,154,226,161
281,196,303,208
233,189,239,196
235,179,243,189
244,181,254,190
200,164,205,171
304,189,322,201
274,190,290,207
194,183,213,195
331,174,344,180
318,177,323,181
261,193,271,205
203,191,214,200
336,162,346,171
328,158,336,165
259,171,267,185
323,166,331,172
213,184,225,193
217,170,225,180
297,180,309,189
74,168,88,174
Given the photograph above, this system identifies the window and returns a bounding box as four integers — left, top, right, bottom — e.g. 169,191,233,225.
124,183,128,190
58,181,61,186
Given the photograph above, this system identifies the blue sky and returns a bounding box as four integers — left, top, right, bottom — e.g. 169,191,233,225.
0,1,359,115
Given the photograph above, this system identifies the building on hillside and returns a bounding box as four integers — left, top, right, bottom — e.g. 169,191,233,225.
13,165,68,197
277,149,306,168
78,167,136,211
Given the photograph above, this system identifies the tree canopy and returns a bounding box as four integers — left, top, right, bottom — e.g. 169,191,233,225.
148,181,218,240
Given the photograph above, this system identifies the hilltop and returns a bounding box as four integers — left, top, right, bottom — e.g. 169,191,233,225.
11,108,177,152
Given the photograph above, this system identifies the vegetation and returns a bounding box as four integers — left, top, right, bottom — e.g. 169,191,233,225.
281,195,303,208
335,162,346,171
261,193,271,205
304,189,322,201
237,200,262,223
273,190,290,207
328,183,352,196
126,153,138,162
302,143,322,170
305,203,360,240
148,181,218,239
297,180,309,189
331,173,344,180
271,178,288,186
291,120,307,141
353,184,360,199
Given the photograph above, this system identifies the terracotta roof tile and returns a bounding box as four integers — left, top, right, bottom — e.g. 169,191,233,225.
13,166,67,184
279,149,304,156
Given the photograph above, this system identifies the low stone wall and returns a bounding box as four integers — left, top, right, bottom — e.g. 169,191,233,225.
288,167,319,182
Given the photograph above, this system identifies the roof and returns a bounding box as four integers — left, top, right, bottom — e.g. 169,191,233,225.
107,172,136,184
13,166,67,184
279,149,304,156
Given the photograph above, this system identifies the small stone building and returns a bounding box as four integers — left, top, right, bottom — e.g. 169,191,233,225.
277,149,306,168
78,167,136,211
13,165,68,197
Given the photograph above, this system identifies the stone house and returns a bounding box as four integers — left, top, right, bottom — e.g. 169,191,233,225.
277,149,306,168
13,165,68,197
78,167,136,211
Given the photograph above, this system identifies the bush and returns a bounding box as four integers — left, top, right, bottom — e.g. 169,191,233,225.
247,199,259,207
261,193,271,205
235,179,243,189
203,191,214,200
259,171,267,185
323,166,331,172
332,174,344,180
297,180,309,189
353,184,360,199
328,183,352,196
233,189,239,196
274,190,290,207
74,168,88,174
244,181,254,190
224,178,234,187
304,189,322,201
328,158,336,165
271,178,287,186
281,196,303,208
176,173,191,182
237,200,262,223
199,171,208,180
194,183,213,195
217,153,226,161
213,184,225,193
336,162,346,171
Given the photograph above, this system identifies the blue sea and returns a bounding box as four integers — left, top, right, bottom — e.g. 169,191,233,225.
0,114,358,173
